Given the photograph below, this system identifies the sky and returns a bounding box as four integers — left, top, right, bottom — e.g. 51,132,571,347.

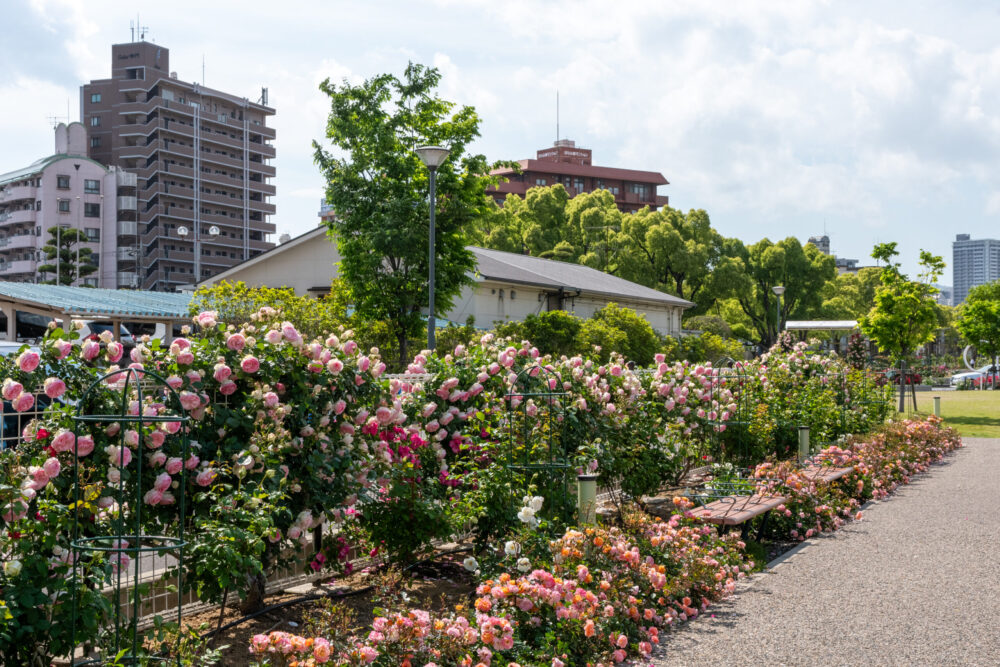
3,0,1000,286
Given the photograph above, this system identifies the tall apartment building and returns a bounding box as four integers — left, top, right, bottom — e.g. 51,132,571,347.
953,233,1000,304
81,41,276,291
490,140,669,213
0,123,137,287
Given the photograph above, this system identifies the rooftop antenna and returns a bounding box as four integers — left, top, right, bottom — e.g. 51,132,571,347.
556,90,560,143
202,54,205,86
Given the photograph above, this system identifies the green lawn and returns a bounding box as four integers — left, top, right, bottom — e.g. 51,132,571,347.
914,390,1000,438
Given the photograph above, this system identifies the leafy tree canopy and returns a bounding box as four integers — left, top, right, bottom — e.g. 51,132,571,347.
313,62,509,365
726,237,837,347
38,227,97,286
858,243,944,362
956,279,1000,369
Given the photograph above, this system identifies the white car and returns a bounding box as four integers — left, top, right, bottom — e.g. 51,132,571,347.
951,364,1000,387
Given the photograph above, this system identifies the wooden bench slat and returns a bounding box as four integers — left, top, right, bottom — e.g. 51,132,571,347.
802,465,854,483
690,494,787,526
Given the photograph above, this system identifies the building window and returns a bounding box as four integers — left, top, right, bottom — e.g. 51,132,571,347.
58,200,70,213
57,175,70,189
629,183,648,198
535,178,547,185
90,137,101,148
574,178,584,191
83,277,98,287
90,116,101,127
84,228,100,242
84,203,100,218
90,93,101,103
84,179,100,194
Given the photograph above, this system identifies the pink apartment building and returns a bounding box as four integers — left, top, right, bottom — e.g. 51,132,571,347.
0,123,137,287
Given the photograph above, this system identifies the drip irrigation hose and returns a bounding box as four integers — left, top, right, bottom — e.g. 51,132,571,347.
200,545,474,640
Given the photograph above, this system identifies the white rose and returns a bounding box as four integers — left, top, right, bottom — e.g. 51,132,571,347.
516,507,536,525
4,560,22,577
529,496,544,512
504,540,521,557
462,556,479,572
516,557,531,573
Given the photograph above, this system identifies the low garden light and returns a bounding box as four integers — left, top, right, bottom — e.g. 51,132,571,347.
772,285,786,342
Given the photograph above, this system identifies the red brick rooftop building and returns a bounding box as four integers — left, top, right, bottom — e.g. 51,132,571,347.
489,139,669,213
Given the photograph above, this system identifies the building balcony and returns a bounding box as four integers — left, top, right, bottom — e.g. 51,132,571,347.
0,185,38,203
120,141,160,161
117,247,140,262
117,97,162,116
117,220,138,236
117,195,137,211
198,150,244,171
118,119,160,138
0,234,38,251
0,260,36,275
162,141,194,158
0,210,37,227
248,162,276,177
248,200,276,215
117,271,139,288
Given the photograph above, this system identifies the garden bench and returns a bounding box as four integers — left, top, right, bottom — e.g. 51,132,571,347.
688,493,787,527
800,464,854,484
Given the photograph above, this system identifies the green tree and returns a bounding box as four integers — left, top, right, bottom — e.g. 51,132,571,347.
956,279,1000,376
616,207,740,312
585,303,659,365
726,237,837,347
859,242,943,367
313,63,507,366
37,227,97,286
820,267,883,319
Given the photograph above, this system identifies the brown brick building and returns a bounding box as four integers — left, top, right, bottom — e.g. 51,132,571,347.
489,140,669,213
81,41,276,291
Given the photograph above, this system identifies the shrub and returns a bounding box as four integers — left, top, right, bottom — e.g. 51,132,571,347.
588,303,659,366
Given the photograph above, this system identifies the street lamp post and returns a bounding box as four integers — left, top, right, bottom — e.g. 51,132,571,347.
415,145,450,350
772,285,786,345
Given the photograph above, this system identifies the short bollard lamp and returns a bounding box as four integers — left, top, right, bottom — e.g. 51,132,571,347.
577,473,598,525
798,425,810,463
933,396,941,417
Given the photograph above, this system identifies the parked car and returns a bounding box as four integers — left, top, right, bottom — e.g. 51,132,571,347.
951,364,1000,388
875,368,923,386
78,321,136,350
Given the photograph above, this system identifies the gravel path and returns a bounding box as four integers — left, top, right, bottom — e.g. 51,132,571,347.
653,438,1000,667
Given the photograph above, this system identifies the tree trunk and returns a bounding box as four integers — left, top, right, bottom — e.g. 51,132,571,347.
239,571,267,614
397,327,409,370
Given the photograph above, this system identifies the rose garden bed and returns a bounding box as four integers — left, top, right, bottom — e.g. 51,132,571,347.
0,310,957,665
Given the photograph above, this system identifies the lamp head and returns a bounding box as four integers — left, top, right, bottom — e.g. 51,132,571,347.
415,145,450,170
772,285,786,296
177,226,189,238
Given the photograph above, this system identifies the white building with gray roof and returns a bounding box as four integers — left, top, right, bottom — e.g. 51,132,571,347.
196,226,693,335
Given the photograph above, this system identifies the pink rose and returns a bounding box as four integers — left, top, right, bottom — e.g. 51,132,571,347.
179,391,200,411
124,429,140,447
28,466,50,489
75,435,94,457
166,375,184,390
17,350,40,372
51,430,76,453
165,457,183,475
263,392,279,408
176,350,194,365
184,455,200,470
240,356,260,374
147,430,166,449
52,339,72,359
219,380,237,395
326,359,343,374
281,322,301,343
43,377,67,399
154,472,172,492
372,361,386,377
264,329,282,345
149,451,167,468
333,399,346,415
81,339,100,361
342,340,357,355
226,333,246,351
13,392,34,412
42,456,61,479
143,489,163,505
358,356,371,372
195,469,217,487
107,445,133,468
213,364,232,382
105,341,124,363
196,312,217,329
2,379,23,401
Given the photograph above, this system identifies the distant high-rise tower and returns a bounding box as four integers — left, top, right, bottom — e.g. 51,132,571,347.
953,233,1000,304
807,235,831,255
81,41,276,291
